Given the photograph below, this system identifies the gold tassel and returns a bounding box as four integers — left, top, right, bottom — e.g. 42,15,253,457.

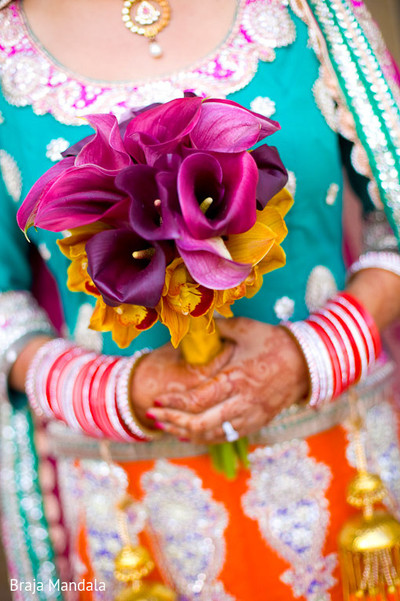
99,443,177,601
339,393,400,601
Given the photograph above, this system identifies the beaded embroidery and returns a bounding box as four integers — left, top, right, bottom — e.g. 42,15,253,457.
305,265,337,313
0,148,22,202
0,1,296,125
141,460,233,601
74,303,103,353
242,441,337,601
45,138,70,162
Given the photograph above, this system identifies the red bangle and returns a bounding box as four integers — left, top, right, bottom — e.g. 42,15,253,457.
91,357,120,439
335,292,382,359
307,312,349,394
306,319,342,398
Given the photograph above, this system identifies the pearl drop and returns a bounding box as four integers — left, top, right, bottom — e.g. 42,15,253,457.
149,41,163,58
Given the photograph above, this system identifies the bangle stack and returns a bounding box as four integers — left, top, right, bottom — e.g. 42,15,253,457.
26,339,155,442
283,292,382,408
347,251,400,279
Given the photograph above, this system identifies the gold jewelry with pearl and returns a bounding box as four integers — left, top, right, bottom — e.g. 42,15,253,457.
121,0,171,59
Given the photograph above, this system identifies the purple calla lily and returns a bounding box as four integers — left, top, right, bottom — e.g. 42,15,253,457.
251,145,288,209
115,165,181,240
86,228,167,307
177,150,258,239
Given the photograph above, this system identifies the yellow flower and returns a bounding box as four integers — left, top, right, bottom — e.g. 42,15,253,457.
90,297,158,349
57,223,107,297
157,258,215,347
215,187,293,315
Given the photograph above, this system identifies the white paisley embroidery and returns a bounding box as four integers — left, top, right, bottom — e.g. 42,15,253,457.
242,440,337,601
305,265,337,313
141,459,234,601
74,303,103,353
0,149,22,202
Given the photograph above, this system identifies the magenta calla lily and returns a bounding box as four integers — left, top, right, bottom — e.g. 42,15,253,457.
74,114,132,170
176,233,252,290
31,164,129,231
189,98,280,152
177,150,258,239
124,96,203,156
86,228,167,307
17,156,75,232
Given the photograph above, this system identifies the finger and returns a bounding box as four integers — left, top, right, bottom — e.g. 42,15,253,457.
147,396,247,443
155,370,234,413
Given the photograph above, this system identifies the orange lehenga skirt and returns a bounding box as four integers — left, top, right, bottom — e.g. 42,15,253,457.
47,361,400,601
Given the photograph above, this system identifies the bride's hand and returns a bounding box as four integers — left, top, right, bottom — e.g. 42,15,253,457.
143,317,310,443
131,340,234,429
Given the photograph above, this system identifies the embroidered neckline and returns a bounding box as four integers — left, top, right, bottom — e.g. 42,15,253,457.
0,0,296,125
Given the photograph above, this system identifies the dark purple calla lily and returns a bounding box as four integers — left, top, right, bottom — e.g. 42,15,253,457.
86,228,167,307
189,98,280,153
251,145,288,209
116,165,181,240
176,233,252,290
177,150,258,239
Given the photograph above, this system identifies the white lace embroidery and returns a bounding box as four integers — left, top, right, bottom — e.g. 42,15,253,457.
242,440,337,600
141,459,234,601
0,1,296,125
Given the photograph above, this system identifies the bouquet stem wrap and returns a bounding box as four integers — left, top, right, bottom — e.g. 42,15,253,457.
180,318,248,479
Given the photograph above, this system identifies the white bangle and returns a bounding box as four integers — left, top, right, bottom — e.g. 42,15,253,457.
348,251,400,279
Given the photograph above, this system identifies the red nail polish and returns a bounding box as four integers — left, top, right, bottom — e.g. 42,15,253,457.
179,437,190,442
154,421,165,431
154,400,163,407
145,411,156,420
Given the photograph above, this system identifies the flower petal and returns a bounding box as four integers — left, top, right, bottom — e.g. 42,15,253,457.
189,99,280,152
33,164,126,231
124,96,203,153
86,229,166,307
226,222,275,265
75,114,132,170
177,151,258,238
17,157,75,233
251,145,288,208
177,235,251,289
116,165,181,240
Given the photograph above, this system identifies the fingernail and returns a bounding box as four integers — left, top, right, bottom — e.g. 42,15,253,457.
179,437,190,442
145,411,157,420
154,400,163,407
154,421,165,431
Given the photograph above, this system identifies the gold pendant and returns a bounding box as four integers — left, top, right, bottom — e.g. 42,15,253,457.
121,0,171,58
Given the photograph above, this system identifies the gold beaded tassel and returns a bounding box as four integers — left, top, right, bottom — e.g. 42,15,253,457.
122,0,171,58
99,443,176,601
339,392,400,601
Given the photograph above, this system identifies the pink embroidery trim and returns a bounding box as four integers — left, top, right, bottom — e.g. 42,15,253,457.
0,0,296,125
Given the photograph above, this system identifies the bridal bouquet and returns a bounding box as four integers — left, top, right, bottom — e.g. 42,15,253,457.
18,95,292,476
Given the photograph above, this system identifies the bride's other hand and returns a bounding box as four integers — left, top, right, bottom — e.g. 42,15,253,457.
131,340,234,429
143,317,309,443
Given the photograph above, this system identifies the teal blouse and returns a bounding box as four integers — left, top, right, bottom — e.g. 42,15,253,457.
0,8,350,356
